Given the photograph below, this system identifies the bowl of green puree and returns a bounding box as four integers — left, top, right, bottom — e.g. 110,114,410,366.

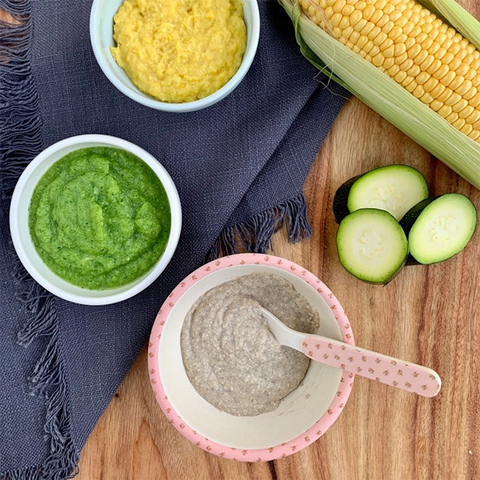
10,135,181,305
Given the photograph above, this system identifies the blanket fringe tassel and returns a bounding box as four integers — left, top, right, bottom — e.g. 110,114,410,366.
0,1,79,479
206,194,312,261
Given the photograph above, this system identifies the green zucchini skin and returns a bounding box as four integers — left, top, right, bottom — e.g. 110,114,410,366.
333,175,360,224
399,197,438,237
404,255,421,266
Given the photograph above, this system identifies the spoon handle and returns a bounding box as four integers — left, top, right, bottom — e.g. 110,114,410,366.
301,335,441,398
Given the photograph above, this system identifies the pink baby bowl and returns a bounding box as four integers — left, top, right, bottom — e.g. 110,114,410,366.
148,253,355,461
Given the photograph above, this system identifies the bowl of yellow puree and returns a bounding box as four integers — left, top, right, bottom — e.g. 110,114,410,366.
10,135,182,305
90,0,260,112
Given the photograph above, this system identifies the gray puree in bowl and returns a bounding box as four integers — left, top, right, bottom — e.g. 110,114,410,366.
181,272,320,417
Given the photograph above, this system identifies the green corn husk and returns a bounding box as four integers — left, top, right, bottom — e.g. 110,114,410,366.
279,0,480,189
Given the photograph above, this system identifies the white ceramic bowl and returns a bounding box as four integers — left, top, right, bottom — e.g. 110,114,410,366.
10,134,182,306
90,0,260,113
148,254,355,461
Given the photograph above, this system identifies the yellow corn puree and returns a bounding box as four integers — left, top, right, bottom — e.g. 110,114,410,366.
110,0,247,103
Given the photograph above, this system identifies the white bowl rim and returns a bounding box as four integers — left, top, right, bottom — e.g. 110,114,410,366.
9,134,182,306
89,0,261,112
148,253,356,461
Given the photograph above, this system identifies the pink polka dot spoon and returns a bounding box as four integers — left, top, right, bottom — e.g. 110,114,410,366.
261,308,441,398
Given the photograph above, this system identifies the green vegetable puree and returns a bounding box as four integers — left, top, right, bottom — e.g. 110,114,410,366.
29,147,171,290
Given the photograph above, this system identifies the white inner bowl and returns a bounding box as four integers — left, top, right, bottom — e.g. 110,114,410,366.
10,134,182,306
159,264,343,450
90,0,260,112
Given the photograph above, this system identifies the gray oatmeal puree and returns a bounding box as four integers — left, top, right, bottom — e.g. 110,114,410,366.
181,272,320,416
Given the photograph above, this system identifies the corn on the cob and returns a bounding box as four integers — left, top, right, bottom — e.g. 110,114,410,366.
298,0,480,143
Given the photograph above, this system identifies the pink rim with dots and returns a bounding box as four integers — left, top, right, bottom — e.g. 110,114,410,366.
148,253,355,462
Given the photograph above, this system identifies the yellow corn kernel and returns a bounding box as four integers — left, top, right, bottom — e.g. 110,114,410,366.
389,25,403,40
438,105,453,118
351,31,361,43
420,92,433,104
384,57,396,69
342,25,354,39
377,15,390,29
405,80,418,93
408,44,422,59
414,50,429,65
416,33,428,45
357,34,369,49
420,54,435,71
330,13,343,27
342,4,355,16
427,59,442,75
339,17,351,30
453,99,469,113
372,53,385,67
456,79,473,97
355,19,369,32
445,112,459,124
401,74,414,86
438,87,454,103
361,22,375,36
371,10,384,24
469,130,480,141
383,44,395,58
394,43,407,56
388,64,401,76
368,26,382,41
457,63,471,76
429,42,441,55
362,4,375,21
441,71,456,87
449,76,465,91
424,77,439,93
413,84,425,98
400,58,415,71
382,21,395,34
445,92,462,106
430,82,446,98
463,89,477,103
452,118,466,129
374,32,389,46
433,64,450,80
333,0,347,13
408,65,421,77
459,105,475,119
405,37,416,50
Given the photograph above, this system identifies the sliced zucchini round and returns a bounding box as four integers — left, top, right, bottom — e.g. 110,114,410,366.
333,165,429,223
401,194,477,265
336,209,408,284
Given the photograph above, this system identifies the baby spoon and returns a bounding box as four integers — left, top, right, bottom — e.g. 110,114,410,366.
261,308,441,398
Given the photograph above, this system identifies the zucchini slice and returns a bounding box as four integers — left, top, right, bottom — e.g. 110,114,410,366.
401,194,477,265
336,209,408,284
333,165,429,223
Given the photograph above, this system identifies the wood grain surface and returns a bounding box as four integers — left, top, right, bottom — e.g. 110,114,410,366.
2,1,480,479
